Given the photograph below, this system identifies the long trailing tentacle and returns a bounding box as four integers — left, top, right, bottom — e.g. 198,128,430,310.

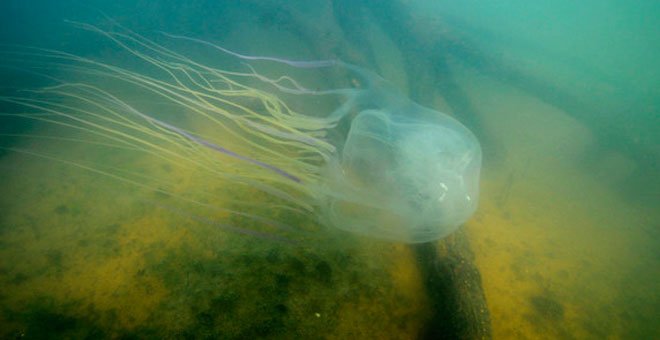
2,21,376,242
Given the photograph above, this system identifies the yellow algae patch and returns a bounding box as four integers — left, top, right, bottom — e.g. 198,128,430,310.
469,165,657,339
456,65,659,339
329,242,430,339
51,249,168,330
387,243,431,336
0,150,173,333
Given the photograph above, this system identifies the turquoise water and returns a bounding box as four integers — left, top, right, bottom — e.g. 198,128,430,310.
0,0,657,338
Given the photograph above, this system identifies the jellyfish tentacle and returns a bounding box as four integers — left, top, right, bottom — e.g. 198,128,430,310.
3,22,482,243
138,111,303,183
63,27,328,184
158,32,337,69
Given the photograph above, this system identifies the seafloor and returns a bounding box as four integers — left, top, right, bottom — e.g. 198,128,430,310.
1,62,656,339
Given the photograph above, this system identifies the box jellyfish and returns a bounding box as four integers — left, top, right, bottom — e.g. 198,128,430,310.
312,64,482,243
2,23,481,243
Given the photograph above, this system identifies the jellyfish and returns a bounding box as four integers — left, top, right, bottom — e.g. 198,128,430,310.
0,23,481,243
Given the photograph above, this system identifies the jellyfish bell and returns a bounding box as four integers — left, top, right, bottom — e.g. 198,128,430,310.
1,24,481,244
314,72,482,243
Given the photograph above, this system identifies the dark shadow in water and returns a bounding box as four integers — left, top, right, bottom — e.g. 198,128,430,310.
7,303,107,339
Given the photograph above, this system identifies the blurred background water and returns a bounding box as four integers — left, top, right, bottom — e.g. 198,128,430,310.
0,0,657,338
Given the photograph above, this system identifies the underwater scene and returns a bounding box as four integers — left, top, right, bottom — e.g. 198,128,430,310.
0,0,658,339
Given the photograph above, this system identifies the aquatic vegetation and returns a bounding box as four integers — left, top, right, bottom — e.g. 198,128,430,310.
1,23,481,243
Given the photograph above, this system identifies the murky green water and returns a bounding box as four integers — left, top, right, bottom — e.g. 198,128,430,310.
1,1,657,338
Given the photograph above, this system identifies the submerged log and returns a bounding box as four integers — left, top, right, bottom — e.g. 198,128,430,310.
414,229,492,340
